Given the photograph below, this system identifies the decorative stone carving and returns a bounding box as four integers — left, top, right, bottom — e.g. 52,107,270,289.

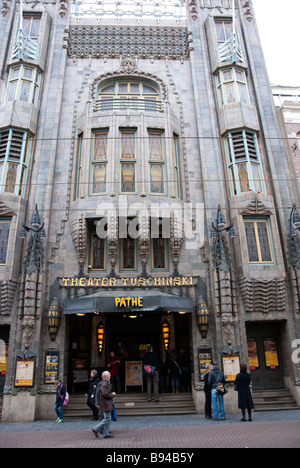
0,200,16,217
239,277,286,314
241,0,253,22
189,0,198,20
0,280,18,316
1,0,10,16
70,216,88,274
66,25,190,61
241,197,272,217
138,214,150,277
170,213,185,276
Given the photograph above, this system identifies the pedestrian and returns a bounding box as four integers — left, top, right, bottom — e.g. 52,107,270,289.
86,369,100,421
54,379,66,423
166,351,182,394
178,348,191,392
234,363,254,421
106,351,122,393
92,371,116,439
203,364,213,419
208,361,227,421
143,344,160,402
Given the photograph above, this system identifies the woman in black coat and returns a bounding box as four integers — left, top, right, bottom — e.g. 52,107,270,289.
234,363,254,421
86,370,101,420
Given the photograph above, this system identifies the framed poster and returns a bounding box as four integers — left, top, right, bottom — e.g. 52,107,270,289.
247,339,259,369
264,338,279,368
198,349,212,381
125,361,143,390
44,351,59,384
15,356,35,387
223,353,240,382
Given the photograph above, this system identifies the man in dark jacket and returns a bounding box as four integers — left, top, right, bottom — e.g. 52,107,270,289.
143,344,160,402
208,361,226,421
92,371,116,439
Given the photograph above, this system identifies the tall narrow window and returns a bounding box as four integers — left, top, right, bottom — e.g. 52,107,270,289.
151,219,168,271
149,131,166,194
0,129,32,197
173,134,182,199
244,219,273,264
121,237,137,271
91,130,108,194
0,218,11,265
6,65,41,107
90,233,106,271
224,131,265,197
120,130,136,193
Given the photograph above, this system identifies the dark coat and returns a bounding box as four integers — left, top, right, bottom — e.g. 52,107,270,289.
234,371,254,410
208,366,226,389
166,359,182,378
95,379,114,413
87,375,100,405
55,383,66,406
143,351,159,371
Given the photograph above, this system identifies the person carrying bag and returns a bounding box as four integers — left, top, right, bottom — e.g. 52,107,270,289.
208,361,227,421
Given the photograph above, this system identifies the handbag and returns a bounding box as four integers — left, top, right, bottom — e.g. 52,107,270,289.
143,364,156,376
111,405,117,422
216,383,227,396
63,392,69,407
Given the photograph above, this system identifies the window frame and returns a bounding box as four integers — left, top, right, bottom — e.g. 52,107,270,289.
215,67,250,108
224,130,266,197
151,237,169,272
0,217,11,266
22,13,42,40
98,80,160,112
90,129,109,196
120,237,138,272
0,129,33,197
148,130,167,195
6,65,42,107
89,232,107,271
244,218,274,265
119,129,137,194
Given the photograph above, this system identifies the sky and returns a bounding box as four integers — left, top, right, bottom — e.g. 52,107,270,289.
251,0,300,86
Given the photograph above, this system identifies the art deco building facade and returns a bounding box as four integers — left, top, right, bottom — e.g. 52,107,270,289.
0,0,300,421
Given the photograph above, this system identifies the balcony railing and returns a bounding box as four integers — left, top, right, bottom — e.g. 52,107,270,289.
93,98,164,113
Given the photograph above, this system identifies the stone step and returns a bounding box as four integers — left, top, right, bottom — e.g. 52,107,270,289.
252,389,300,412
64,392,197,418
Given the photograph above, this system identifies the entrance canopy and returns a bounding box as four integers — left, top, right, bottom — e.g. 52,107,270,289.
64,289,194,315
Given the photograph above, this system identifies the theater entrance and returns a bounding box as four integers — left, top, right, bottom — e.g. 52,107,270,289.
67,310,191,394
246,322,285,390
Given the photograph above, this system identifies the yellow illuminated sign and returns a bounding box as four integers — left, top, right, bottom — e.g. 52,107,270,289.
115,297,143,308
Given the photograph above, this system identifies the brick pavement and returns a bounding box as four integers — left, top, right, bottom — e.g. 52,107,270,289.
1,411,300,449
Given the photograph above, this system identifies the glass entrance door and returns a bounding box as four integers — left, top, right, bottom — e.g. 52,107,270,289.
246,323,285,390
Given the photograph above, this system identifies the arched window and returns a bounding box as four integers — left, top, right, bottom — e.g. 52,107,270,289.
95,80,162,112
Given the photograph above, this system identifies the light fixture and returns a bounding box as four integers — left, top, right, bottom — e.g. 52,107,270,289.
129,313,138,319
97,322,105,354
196,296,209,339
162,320,170,351
47,297,61,342
178,311,186,315
76,313,85,317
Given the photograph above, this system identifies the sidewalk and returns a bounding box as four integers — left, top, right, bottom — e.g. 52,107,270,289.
1,410,300,448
